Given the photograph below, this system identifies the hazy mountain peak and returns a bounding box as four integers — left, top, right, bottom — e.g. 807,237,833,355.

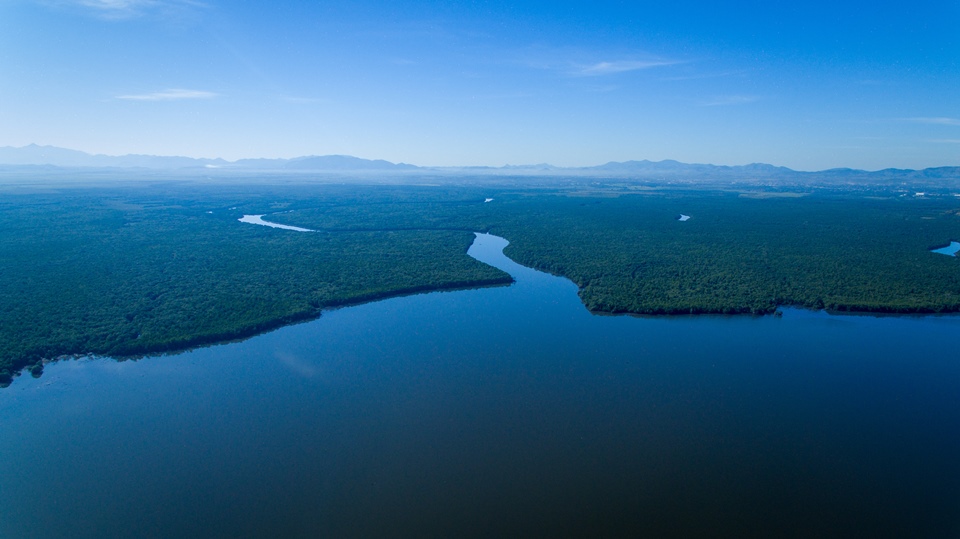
1,145,958,185
0,145,417,171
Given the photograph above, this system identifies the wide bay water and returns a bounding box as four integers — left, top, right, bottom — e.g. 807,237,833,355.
2,233,959,538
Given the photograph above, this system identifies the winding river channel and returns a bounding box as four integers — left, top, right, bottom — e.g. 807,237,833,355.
2,233,959,537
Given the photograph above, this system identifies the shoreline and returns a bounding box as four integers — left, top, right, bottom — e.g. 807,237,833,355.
7,225,960,387
503,249,960,319
0,275,514,388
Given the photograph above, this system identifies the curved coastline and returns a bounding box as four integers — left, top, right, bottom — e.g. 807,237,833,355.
104,277,516,362
7,228,960,387
5,242,960,539
501,242,960,318
243,213,960,316
231,221,960,319
0,233,514,387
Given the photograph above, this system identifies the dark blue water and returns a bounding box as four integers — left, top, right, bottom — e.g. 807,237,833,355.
2,234,959,538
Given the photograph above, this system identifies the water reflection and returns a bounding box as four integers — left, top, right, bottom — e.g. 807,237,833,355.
1,234,959,538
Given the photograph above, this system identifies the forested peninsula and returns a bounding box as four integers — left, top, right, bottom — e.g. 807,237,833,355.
2,180,959,385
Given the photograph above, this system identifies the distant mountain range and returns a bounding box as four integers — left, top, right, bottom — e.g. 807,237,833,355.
578,159,960,183
0,144,418,171
1,144,959,184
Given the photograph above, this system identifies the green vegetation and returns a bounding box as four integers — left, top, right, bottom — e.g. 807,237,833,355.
0,184,510,386
2,181,959,385
488,191,960,315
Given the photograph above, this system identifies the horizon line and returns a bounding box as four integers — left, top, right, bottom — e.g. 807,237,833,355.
2,143,958,173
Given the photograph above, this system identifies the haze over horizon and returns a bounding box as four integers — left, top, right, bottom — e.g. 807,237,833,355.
3,142,960,174
2,1,958,171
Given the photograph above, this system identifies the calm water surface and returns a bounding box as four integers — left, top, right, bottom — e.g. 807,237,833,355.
2,233,959,538
932,241,960,256
237,214,315,232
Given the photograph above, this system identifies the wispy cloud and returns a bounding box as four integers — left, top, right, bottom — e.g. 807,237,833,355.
515,45,680,79
582,84,621,93
698,95,760,107
930,139,960,144
660,70,743,82
451,91,535,102
116,88,217,101
907,117,960,126
279,95,332,105
42,0,205,20
574,60,677,77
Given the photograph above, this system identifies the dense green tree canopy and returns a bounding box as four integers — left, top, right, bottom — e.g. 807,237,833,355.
2,182,958,385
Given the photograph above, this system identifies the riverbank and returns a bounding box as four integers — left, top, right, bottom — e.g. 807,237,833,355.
0,273,513,388
5,229,960,538
5,184,960,387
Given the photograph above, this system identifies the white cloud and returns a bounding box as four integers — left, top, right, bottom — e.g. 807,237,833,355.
41,0,205,19
575,60,676,76
515,45,680,78
452,91,535,101
78,0,155,8
930,139,960,144
659,70,743,82
279,95,333,105
582,84,621,93
908,117,960,126
116,89,218,101
698,95,760,107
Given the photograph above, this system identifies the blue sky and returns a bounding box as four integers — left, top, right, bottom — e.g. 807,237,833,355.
1,0,958,169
